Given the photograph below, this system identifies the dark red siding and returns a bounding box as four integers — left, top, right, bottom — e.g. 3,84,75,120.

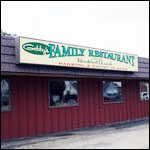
1,76,149,140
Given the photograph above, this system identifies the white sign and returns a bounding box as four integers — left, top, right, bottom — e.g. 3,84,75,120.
16,37,138,72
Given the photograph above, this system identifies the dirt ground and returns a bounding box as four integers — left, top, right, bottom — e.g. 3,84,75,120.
1,118,149,149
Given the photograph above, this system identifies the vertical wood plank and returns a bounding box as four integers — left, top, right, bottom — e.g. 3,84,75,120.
117,80,123,122
144,101,147,117
134,80,139,119
126,80,131,120
109,104,115,123
78,80,84,128
43,77,51,134
18,76,28,138
104,104,110,124
26,77,36,136
113,104,119,123
1,112,10,140
147,101,149,117
123,80,128,121
83,79,90,127
141,99,145,118
118,104,123,122
9,76,19,139
65,107,72,131
58,108,66,131
137,81,142,118
133,80,138,119
89,79,95,126
72,107,78,129
51,108,59,132
35,77,44,135
100,79,105,125
94,79,100,125
108,104,112,124
130,80,134,120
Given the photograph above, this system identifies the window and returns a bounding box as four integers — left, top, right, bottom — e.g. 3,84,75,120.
1,78,10,111
49,80,78,107
140,82,149,101
103,81,123,103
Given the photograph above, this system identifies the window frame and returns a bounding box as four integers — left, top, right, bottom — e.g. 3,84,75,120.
1,78,11,112
139,81,149,101
102,80,124,104
48,79,79,108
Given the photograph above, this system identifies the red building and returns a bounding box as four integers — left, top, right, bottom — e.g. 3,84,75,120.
1,36,149,141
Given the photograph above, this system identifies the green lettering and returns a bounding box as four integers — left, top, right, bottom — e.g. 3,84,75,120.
103,52,108,58
55,45,62,57
126,55,131,65
75,47,79,56
95,51,100,57
49,44,56,58
79,48,85,56
130,56,135,66
88,50,94,56
121,55,127,63
115,54,121,62
99,52,103,58
62,45,71,56
70,47,75,56
107,53,115,60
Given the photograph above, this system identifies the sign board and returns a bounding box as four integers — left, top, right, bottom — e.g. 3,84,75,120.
16,37,138,72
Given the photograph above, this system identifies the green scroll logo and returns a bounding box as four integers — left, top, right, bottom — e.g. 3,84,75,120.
22,42,49,55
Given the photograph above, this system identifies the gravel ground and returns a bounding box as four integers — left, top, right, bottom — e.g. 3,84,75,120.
1,118,149,149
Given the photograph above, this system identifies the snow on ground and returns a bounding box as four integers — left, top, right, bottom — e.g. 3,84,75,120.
1,118,149,149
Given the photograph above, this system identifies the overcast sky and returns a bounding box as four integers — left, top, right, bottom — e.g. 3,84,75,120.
1,1,149,58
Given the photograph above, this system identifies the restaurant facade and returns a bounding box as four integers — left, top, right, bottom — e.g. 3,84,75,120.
1,36,149,140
